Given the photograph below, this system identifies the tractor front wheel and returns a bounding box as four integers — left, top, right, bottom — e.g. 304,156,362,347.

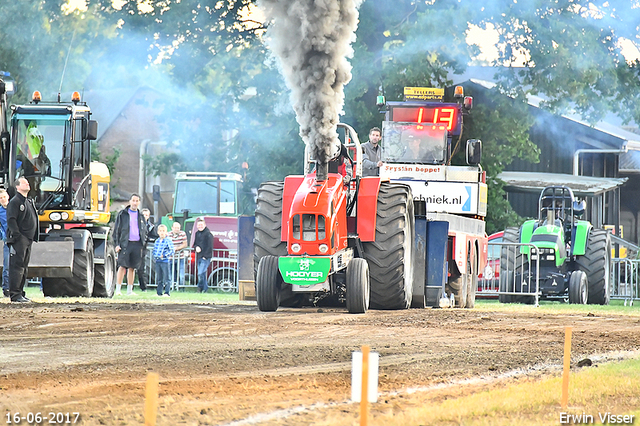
346,258,370,314
447,274,468,308
568,270,588,304
256,255,281,312
42,235,95,298
93,243,116,298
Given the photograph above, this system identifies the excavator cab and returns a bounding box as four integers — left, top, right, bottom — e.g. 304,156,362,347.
9,92,100,214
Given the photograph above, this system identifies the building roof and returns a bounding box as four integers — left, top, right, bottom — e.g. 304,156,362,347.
497,171,628,197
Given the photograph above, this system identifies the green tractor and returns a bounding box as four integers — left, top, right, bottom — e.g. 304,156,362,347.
499,186,611,305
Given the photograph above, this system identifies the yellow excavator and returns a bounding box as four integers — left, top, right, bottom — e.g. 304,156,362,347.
1,79,116,297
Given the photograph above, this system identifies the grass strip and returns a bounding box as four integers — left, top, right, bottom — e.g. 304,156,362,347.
381,357,640,426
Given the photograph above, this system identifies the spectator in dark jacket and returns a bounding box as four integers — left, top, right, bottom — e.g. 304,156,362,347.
192,218,213,293
6,177,39,303
113,194,147,296
0,189,10,297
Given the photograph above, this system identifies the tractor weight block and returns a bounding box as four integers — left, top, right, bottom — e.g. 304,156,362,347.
425,221,450,307
26,241,75,278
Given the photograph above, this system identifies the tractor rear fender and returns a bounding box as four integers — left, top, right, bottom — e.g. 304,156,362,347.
571,220,592,256
356,177,382,242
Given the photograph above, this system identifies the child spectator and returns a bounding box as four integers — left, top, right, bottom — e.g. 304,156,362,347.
169,222,188,289
153,224,174,297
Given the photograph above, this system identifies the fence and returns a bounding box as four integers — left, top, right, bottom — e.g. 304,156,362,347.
139,245,238,293
610,258,638,305
479,241,541,305
496,242,541,306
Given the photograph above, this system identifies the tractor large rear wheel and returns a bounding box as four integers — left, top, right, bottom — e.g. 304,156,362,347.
576,229,611,305
253,182,303,307
42,235,95,297
362,182,414,310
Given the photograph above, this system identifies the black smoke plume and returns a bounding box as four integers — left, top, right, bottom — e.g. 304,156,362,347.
261,0,361,180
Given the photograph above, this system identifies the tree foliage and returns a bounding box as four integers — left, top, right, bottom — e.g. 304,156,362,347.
3,0,640,231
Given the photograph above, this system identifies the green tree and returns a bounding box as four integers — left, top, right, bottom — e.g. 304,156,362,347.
0,1,117,102
6,0,640,230
346,1,540,231
473,0,640,124
89,0,302,189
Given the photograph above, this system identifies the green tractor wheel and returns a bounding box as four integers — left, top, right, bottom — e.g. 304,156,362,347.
568,270,588,304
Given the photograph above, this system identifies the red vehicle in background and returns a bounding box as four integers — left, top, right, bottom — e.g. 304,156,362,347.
162,172,245,292
477,231,504,298
186,215,238,292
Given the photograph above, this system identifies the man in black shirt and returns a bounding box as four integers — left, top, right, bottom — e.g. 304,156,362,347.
6,177,39,303
192,218,213,293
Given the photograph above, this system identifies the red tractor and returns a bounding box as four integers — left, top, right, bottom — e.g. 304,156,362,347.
254,123,414,313
253,87,487,313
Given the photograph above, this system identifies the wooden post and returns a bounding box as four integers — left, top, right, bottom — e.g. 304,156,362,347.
360,345,370,426
145,372,159,426
561,327,572,409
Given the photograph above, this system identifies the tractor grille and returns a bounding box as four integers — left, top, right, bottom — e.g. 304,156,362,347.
292,214,326,241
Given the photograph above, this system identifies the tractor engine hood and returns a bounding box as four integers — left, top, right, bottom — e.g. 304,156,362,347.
527,224,567,266
282,173,348,256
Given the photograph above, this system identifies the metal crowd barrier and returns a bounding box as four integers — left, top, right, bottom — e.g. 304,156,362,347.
610,258,638,306
140,245,238,292
479,241,540,306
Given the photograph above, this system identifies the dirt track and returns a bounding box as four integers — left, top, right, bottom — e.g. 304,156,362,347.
1,300,639,425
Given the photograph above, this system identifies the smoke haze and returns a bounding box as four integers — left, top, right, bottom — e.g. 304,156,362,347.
261,0,361,170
